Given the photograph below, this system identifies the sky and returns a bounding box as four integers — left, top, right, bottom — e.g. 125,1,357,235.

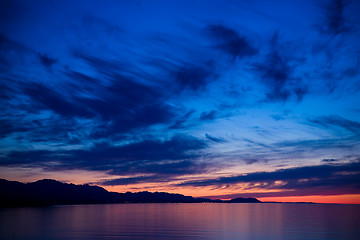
1,0,360,204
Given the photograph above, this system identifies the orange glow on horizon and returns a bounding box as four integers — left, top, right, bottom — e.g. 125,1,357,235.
104,184,360,204
3,169,360,205
259,194,360,204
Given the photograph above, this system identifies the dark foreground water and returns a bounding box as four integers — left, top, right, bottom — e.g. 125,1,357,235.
1,203,359,240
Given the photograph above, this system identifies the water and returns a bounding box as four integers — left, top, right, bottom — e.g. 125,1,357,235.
0,203,359,240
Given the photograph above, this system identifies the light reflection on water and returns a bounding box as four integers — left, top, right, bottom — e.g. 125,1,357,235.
1,203,359,240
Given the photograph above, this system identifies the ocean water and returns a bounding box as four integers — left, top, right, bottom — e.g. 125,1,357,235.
0,203,359,240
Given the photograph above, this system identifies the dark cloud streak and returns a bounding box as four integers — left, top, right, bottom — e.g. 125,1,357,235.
253,32,302,102
178,161,360,194
1,135,208,180
316,0,352,36
309,115,360,134
206,24,257,60
200,110,217,121
38,53,57,69
205,134,226,143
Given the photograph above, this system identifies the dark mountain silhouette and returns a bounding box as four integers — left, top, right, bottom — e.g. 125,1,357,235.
0,179,260,207
228,197,261,203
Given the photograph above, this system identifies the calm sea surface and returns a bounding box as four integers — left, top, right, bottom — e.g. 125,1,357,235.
0,203,359,240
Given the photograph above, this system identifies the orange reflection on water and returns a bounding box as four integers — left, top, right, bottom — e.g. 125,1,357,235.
259,194,360,204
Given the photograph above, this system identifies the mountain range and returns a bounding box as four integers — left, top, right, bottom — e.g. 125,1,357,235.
0,179,260,207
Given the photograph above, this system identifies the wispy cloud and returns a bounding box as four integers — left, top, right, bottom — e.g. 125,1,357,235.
1,135,209,180
316,0,352,36
200,110,217,121
172,63,215,92
206,24,258,60
252,31,306,102
37,53,57,70
178,160,360,196
205,134,227,143
309,115,360,134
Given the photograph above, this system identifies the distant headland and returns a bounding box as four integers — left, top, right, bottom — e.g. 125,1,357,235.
0,179,260,207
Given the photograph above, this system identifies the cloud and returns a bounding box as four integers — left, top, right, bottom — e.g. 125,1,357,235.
205,134,226,143
0,80,13,100
206,24,257,60
102,159,210,186
172,63,216,92
1,135,208,177
0,111,87,144
1,17,225,147
72,50,130,77
294,86,308,102
38,53,57,69
243,138,272,150
1,149,56,166
168,110,195,129
178,161,360,195
81,135,207,163
253,32,295,101
316,0,352,36
22,72,175,139
24,82,93,118
101,176,165,186
274,136,359,153
0,118,31,138
309,115,360,134
204,187,360,199
200,110,217,121
271,114,285,121
322,158,338,162
0,33,29,71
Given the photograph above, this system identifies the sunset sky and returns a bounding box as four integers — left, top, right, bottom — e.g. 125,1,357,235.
1,0,360,204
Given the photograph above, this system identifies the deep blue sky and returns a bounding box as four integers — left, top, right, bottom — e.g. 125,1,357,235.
1,0,360,201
